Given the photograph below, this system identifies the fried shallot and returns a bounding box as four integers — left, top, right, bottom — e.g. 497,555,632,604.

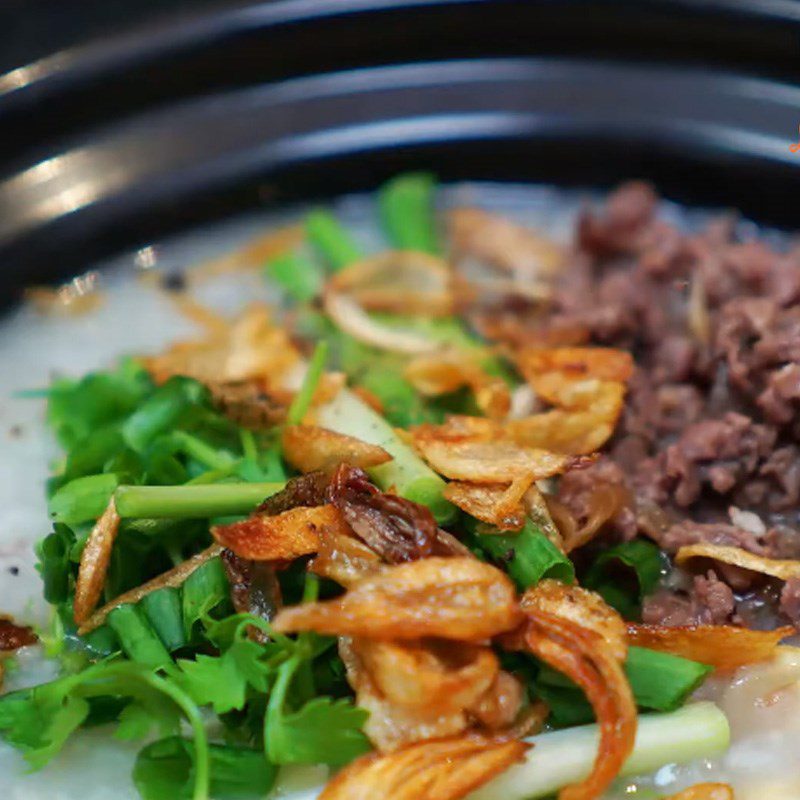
73,497,121,625
318,733,529,800
508,581,636,800
211,504,350,561
282,425,392,473
273,557,521,642
626,623,792,671
326,464,437,562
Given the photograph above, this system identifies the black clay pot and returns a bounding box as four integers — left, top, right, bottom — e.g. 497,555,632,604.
2,0,800,298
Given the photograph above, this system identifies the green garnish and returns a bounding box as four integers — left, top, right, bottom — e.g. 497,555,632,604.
584,539,666,619
305,209,361,270
472,519,576,588
379,172,441,254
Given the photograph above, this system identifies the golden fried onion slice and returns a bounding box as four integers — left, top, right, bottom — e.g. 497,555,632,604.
626,623,792,671
448,207,564,277
282,425,392,473
143,303,300,386
405,351,511,420
212,504,350,561
675,543,800,582
510,581,636,800
443,480,530,531
411,438,588,483
323,251,454,354
516,347,634,387
319,733,529,800
73,497,121,625
273,557,521,641
353,638,500,716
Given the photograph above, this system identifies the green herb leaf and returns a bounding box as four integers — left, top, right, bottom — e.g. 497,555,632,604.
134,737,277,800
266,655,370,766
48,473,119,525
35,523,76,603
107,605,172,670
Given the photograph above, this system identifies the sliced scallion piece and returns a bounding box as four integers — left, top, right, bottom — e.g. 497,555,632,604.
379,172,441,254
314,387,455,524
473,519,575,589
305,209,361,271
469,702,730,800
107,604,172,670
114,482,285,519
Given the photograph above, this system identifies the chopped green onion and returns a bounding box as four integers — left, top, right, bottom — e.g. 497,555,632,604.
538,645,712,714
314,388,455,523
287,341,329,425
48,473,119,525
107,605,172,670
122,377,208,453
266,252,323,302
584,539,666,619
626,646,713,710
470,702,730,800
305,209,361,271
473,520,575,589
114,482,285,519
379,172,440,254
139,588,186,652
181,558,229,638
36,524,76,603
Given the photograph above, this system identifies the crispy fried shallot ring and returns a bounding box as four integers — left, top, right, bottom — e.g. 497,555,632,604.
626,623,792,671
273,557,521,641
282,425,392,473
323,251,454,354
73,497,121,625
675,543,800,582
352,638,500,716
319,733,529,800
510,581,636,800
78,544,223,634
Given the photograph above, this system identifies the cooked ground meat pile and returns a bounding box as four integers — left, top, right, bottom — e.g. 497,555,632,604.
544,183,800,630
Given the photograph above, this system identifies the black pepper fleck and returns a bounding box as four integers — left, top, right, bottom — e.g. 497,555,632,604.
8,566,19,575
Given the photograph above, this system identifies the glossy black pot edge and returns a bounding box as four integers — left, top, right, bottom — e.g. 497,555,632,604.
3,0,800,172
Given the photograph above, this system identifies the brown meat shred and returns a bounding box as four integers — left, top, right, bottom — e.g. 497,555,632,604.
476,181,800,630
642,571,734,627
0,616,38,651
326,464,436,562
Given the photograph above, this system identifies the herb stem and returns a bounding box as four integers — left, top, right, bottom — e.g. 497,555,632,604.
114,482,285,519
